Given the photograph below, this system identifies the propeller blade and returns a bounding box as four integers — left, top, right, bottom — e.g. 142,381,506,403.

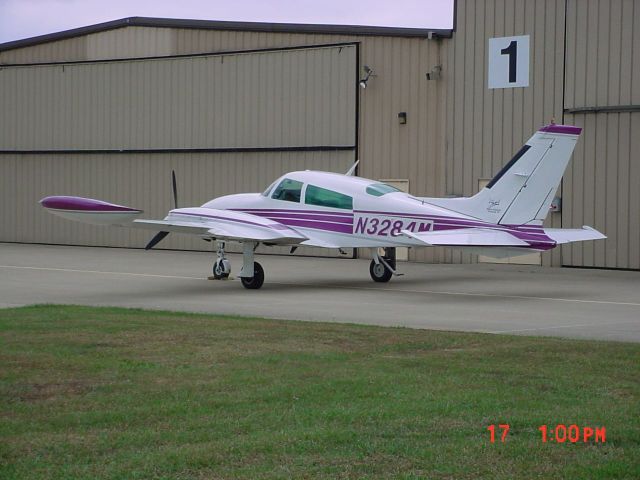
145,171,177,250
171,170,178,209
145,231,170,250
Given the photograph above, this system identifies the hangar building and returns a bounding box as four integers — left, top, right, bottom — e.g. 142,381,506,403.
1,0,638,270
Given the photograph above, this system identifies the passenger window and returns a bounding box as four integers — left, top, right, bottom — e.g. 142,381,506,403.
366,183,401,197
305,185,353,210
271,178,303,203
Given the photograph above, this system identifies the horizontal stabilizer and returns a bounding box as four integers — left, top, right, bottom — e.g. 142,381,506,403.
544,226,606,244
401,228,529,247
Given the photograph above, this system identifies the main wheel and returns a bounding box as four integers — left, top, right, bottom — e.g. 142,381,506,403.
213,259,230,279
240,261,264,289
369,259,393,283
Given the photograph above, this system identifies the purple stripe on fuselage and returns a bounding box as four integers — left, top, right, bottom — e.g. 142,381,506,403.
269,217,353,234
352,209,555,246
538,124,582,135
40,196,141,212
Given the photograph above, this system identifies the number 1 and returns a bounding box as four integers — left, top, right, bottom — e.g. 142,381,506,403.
501,40,517,83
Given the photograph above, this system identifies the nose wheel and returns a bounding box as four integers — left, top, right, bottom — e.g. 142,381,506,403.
213,258,231,279
213,242,231,279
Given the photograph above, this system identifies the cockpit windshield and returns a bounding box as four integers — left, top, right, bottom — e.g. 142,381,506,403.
261,180,278,197
366,183,401,197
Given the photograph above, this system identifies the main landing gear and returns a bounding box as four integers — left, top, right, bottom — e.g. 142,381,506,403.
369,247,399,283
212,241,264,289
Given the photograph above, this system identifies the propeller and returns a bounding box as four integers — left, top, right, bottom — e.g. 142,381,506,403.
145,170,178,251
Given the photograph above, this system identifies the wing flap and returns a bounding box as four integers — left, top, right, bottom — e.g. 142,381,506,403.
402,228,529,247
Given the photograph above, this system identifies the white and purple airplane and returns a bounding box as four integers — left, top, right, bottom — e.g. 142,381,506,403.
41,124,605,289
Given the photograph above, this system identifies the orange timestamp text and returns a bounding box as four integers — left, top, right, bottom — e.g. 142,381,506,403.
487,424,606,443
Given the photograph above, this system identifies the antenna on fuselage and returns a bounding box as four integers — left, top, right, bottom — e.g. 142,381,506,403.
345,160,359,176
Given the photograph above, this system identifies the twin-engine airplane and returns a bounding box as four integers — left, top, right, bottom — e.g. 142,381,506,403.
41,124,605,289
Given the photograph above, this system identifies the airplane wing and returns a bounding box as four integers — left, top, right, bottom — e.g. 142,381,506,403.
401,228,529,246
40,197,307,245
134,208,308,244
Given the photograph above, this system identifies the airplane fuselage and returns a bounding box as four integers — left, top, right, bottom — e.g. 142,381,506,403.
201,171,555,251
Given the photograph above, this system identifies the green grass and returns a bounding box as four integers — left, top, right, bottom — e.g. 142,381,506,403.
1,305,639,479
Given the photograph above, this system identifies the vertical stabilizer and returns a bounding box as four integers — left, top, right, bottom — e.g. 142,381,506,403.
426,125,581,225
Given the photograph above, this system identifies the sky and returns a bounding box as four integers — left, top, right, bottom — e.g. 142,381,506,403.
0,0,455,44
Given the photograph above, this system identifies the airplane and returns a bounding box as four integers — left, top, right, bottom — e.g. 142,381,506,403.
40,124,606,289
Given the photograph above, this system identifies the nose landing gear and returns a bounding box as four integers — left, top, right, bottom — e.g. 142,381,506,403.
213,242,231,279
211,241,265,289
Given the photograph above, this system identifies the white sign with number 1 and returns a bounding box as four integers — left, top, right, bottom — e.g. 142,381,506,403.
488,35,530,89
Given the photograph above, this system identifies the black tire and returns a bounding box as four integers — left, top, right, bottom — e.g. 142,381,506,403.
213,259,229,279
240,261,265,289
369,259,393,283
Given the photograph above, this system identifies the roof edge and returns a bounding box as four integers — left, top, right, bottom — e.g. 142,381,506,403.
0,16,453,52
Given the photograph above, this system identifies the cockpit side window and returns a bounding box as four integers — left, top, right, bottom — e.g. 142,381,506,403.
305,184,353,210
366,183,401,197
271,178,304,203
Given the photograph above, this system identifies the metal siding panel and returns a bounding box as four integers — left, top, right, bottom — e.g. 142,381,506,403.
0,151,354,253
619,0,634,105
86,27,174,60
0,36,88,63
634,0,640,105
616,113,630,268
445,0,564,265
4,26,448,266
605,114,619,267
561,0,639,269
629,113,640,269
593,113,607,265
0,45,356,151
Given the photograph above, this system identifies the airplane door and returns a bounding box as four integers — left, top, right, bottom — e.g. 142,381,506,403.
378,179,410,261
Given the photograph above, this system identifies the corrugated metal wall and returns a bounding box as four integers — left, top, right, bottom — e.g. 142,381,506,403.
562,0,640,269
443,0,566,267
0,27,446,262
443,0,639,270
0,45,355,150
8,5,635,270
0,150,353,252
0,44,357,254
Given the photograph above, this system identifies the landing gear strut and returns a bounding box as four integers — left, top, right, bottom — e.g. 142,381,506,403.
212,242,231,279
369,247,397,283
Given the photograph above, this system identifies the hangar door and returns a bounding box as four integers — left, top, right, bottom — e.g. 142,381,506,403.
0,43,357,253
561,0,639,270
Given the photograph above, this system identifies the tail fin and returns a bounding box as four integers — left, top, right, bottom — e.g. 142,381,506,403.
430,125,581,225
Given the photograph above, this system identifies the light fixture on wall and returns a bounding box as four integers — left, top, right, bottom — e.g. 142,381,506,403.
359,65,376,89
398,112,407,124
426,65,442,81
